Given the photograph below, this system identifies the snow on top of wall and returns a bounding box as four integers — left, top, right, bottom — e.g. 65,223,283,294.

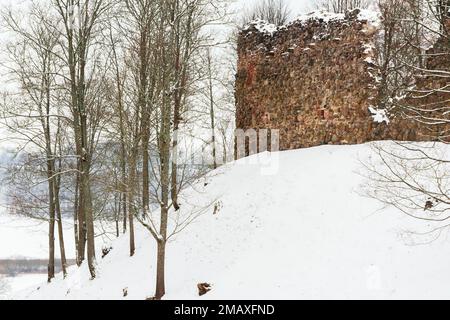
293,9,381,27
244,9,381,37
294,10,345,24
244,19,279,36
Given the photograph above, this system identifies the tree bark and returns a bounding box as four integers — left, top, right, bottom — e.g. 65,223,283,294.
207,49,217,169
140,41,151,218
74,166,80,265
128,156,137,257
47,172,56,283
155,239,167,299
55,175,67,278
155,69,171,300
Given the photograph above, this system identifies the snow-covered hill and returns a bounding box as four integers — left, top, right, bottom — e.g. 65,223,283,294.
13,143,450,300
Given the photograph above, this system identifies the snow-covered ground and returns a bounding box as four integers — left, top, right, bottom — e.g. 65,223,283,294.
0,213,76,299
0,209,116,299
10,142,450,300
0,212,117,299
1,274,45,298
0,214,75,260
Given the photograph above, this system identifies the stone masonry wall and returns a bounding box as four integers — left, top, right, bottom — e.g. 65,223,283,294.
235,10,427,151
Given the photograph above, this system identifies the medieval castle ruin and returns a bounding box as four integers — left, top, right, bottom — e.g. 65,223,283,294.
235,9,449,151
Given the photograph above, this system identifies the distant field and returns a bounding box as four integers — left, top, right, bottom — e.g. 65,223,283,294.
0,259,76,276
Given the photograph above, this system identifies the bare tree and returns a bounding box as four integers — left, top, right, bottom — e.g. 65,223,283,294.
0,3,69,281
363,141,449,232
106,15,129,238
122,0,161,256
372,0,449,135
315,0,370,13
364,0,449,238
120,0,231,300
242,0,291,26
0,0,233,295
192,46,236,169
52,0,111,279
206,48,218,169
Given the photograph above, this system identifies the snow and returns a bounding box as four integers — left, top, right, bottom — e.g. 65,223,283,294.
0,211,116,260
245,8,381,37
0,214,75,260
364,56,375,64
246,10,346,36
293,8,380,27
244,19,281,36
295,10,345,24
369,106,390,124
1,274,48,300
2,274,44,294
363,43,375,55
357,9,381,28
247,19,278,35
12,142,450,300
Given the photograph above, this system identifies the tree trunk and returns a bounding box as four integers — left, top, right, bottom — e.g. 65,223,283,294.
129,204,136,257
74,167,80,265
139,25,151,219
122,189,127,234
142,129,150,216
155,239,167,300
170,123,180,211
115,193,120,238
207,49,217,169
128,156,137,257
76,160,86,266
85,186,96,277
155,85,171,300
79,107,96,278
170,4,191,210
46,150,55,283
80,155,96,278
79,39,96,278
55,176,67,278
47,177,55,283
77,180,86,266
118,70,128,234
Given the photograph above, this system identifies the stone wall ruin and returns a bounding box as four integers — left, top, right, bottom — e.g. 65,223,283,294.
235,9,438,151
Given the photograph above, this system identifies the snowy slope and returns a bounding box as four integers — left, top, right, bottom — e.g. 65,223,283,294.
13,143,450,300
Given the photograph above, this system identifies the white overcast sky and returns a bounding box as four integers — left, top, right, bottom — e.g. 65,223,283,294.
0,0,316,19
